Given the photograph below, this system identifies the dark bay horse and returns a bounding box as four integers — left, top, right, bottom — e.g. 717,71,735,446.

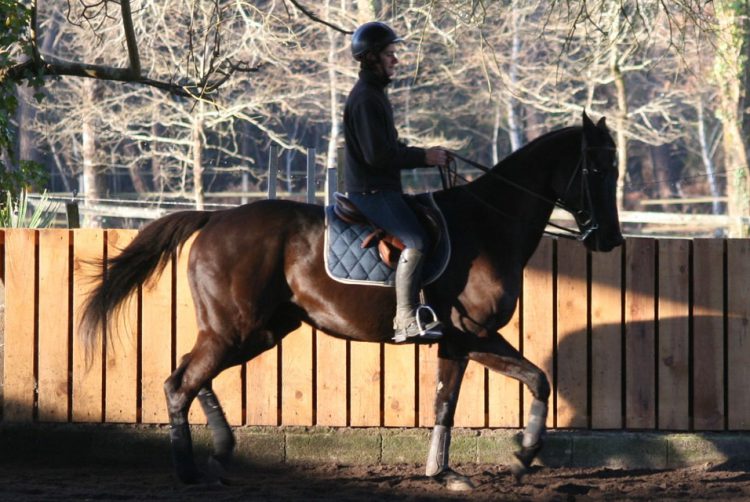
79,111,623,489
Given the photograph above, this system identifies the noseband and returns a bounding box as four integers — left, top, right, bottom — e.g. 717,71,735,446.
447,144,616,241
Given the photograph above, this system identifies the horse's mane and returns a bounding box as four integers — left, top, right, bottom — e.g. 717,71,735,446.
493,125,580,170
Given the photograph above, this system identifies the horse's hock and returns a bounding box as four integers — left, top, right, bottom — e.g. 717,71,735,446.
2,228,750,468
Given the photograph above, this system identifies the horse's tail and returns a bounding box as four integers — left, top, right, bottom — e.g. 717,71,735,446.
79,210,212,364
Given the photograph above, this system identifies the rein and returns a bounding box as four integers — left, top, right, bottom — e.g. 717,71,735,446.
443,151,592,241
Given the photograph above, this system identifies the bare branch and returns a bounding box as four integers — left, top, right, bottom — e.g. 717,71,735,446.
119,0,141,76
285,0,352,34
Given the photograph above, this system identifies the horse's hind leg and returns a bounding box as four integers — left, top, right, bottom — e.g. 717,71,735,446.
196,385,235,477
468,333,550,480
164,332,229,484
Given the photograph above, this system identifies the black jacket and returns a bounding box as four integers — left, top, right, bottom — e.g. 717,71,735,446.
343,69,426,193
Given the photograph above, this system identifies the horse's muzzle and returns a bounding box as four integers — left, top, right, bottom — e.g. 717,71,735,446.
588,232,624,252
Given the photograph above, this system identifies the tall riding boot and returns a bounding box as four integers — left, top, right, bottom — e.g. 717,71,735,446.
393,248,443,342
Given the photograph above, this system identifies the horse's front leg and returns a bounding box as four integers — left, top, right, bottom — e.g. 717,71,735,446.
425,352,475,491
469,332,550,480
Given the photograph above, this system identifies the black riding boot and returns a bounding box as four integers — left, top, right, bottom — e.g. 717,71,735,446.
393,248,443,342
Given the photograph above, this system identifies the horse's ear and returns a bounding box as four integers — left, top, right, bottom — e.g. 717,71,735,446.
582,109,595,130
596,116,608,130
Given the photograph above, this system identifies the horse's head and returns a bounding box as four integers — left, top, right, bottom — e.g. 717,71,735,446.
558,111,624,252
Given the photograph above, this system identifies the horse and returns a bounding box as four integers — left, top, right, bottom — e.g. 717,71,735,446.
79,111,623,490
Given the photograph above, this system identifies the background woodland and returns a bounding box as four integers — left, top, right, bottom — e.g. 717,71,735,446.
2,1,749,235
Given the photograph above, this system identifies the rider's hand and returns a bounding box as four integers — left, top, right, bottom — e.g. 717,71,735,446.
425,147,450,167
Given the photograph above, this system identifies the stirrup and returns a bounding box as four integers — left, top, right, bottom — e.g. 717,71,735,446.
392,305,443,343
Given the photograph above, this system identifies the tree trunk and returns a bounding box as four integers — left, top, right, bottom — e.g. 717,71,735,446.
506,0,523,151
325,0,340,171
81,79,103,228
192,113,205,210
696,97,722,216
714,0,750,236
610,13,628,212
492,102,501,165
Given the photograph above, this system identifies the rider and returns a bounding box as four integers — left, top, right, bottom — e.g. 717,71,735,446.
343,21,449,343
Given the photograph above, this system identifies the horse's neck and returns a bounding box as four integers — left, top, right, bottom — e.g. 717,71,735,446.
462,128,580,260
468,128,579,217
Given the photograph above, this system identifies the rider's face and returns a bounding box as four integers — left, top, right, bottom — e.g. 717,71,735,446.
378,44,398,78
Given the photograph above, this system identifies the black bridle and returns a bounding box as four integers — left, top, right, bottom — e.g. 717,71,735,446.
444,144,616,241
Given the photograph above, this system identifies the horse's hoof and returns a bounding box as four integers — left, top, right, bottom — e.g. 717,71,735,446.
430,468,475,491
207,455,229,479
511,440,543,483
175,467,202,485
175,464,227,486
510,459,528,483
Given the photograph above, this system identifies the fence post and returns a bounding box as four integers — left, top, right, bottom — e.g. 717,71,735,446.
66,192,80,229
325,148,341,205
241,169,249,205
307,148,316,204
267,145,278,200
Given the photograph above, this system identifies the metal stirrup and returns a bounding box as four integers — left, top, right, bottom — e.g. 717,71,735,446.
416,305,440,333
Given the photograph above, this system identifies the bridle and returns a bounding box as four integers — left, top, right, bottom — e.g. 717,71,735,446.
445,143,616,241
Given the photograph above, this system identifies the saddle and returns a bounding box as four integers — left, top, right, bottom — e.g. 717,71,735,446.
333,192,443,269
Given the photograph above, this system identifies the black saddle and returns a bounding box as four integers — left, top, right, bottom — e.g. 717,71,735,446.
333,192,443,269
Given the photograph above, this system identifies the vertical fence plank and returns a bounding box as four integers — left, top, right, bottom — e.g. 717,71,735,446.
384,344,416,426
281,325,314,425
489,303,521,427
140,253,173,424
213,358,243,426
105,229,138,423
454,361,485,427
728,239,750,429
4,229,37,421
555,239,588,428
37,230,70,422
350,342,381,426
72,229,104,422
591,247,623,429
418,344,439,427
658,239,690,430
246,346,279,425
625,238,656,429
522,238,554,428
316,333,347,426
692,239,725,430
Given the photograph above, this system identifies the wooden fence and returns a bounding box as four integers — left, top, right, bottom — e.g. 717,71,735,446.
2,228,750,431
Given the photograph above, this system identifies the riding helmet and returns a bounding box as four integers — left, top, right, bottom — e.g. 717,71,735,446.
351,22,403,60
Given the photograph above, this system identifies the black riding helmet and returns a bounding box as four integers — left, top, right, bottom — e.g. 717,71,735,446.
351,22,403,60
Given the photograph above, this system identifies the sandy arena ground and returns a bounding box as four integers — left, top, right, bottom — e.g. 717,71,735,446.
2,461,750,501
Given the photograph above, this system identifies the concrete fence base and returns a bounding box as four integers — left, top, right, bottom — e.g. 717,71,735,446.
2,423,749,470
